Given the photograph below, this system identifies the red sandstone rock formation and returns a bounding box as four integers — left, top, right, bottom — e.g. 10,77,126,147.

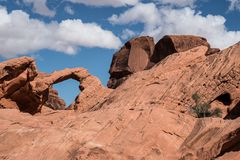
108,35,220,89
36,72,66,110
0,58,110,114
0,35,240,160
0,57,39,113
31,68,111,112
108,36,155,89
179,118,240,159
150,35,211,63
101,44,240,119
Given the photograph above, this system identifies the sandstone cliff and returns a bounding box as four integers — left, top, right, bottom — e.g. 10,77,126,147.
0,35,240,160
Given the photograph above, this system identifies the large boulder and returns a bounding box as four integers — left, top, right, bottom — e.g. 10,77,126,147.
108,36,155,89
0,57,37,98
151,35,211,63
107,35,220,89
0,57,40,114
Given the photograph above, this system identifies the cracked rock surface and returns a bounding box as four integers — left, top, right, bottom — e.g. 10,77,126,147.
0,35,240,160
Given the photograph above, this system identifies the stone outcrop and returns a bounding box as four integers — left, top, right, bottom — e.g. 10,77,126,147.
0,58,110,114
0,57,39,113
31,68,112,113
179,118,240,160
108,35,219,89
150,35,211,63
108,36,155,89
0,107,196,160
0,35,240,160
101,43,240,119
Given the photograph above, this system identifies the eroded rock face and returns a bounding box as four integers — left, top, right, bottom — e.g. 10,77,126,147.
179,118,240,160
30,68,112,113
101,43,240,119
0,36,240,160
0,107,196,160
107,35,219,89
108,36,155,89
0,57,40,113
151,35,211,63
0,58,111,114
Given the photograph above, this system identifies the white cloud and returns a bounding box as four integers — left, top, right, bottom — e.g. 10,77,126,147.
67,0,139,7
154,0,196,7
121,29,136,40
227,0,240,11
22,0,55,17
64,5,74,15
0,7,122,58
109,3,240,49
109,3,159,32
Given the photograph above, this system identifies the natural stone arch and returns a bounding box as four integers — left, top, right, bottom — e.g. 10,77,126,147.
30,68,112,114
0,57,111,114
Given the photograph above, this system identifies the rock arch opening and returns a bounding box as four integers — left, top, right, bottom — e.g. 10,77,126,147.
50,79,80,109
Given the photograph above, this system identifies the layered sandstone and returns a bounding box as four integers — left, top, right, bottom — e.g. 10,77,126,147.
31,68,111,112
0,57,39,113
108,36,155,88
108,35,219,89
101,43,240,119
0,58,110,114
150,35,211,63
36,72,66,110
0,35,240,160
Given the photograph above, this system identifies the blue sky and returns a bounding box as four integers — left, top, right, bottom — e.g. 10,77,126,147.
0,0,239,105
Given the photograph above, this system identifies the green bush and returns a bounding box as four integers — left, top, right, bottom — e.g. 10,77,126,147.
211,108,222,118
191,93,222,118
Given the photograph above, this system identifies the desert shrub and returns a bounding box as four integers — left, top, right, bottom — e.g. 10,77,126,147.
211,108,222,117
192,93,200,103
191,93,222,118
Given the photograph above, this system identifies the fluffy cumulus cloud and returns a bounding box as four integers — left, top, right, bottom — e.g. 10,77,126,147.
227,0,240,11
109,3,240,49
121,29,136,40
154,0,196,7
22,0,55,17
67,0,139,7
0,7,122,58
109,3,159,32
